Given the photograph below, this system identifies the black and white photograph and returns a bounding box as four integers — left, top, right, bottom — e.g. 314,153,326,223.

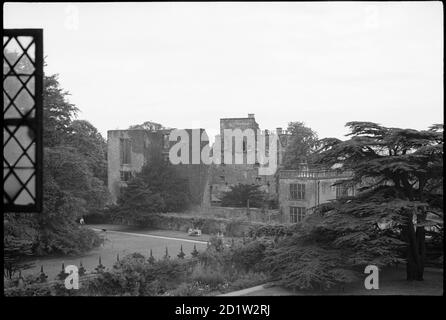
3,0,443,306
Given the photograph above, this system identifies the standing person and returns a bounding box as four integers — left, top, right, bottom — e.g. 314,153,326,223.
79,217,85,225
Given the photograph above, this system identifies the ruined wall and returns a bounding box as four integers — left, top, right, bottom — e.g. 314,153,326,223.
130,212,274,237
174,164,210,205
200,206,282,223
108,116,287,214
107,129,163,202
108,128,210,206
204,163,277,206
220,116,259,165
168,128,210,206
203,115,279,208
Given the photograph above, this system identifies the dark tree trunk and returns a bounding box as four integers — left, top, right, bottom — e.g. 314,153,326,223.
404,217,425,281
415,226,426,279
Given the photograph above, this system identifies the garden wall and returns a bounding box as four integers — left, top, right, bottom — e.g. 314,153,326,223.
133,213,282,237
200,206,284,223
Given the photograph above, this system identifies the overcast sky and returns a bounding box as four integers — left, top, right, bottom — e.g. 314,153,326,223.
4,2,443,140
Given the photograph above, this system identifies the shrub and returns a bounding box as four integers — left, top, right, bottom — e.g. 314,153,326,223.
208,236,225,252
168,282,208,296
35,224,102,256
220,184,266,208
5,246,275,296
191,264,226,290
76,227,103,252
87,253,191,296
145,258,190,286
231,238,272,272
248,224,293,238
228,272,269,291
85,208,113,224
263,239,358,291
87,271,135,296
198,245,232,270
4,285,52,297
113,160,191,222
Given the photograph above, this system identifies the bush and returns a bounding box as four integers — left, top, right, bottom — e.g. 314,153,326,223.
167,281,212,296
231,238,272,272
198,240,234,270
220,184,266,208
76,227,103,252
85,208,113,224
145,258,191,286
113,160,191,222
228,272,268,291
4,285,52,297
87,253,192,296
35,224,102,255
5,244,275,296
263,239,358,291
191,264,226,290
248,224,293,238
208,236,225,252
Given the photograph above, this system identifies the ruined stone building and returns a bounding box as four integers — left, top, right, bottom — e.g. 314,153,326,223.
203,114,288,207
107,129,165,202
107,114,354,224
107,127,209,205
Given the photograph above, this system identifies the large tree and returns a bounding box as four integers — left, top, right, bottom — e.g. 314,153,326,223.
4,71,108,259
43,74,79,147
128,121,165,131
266,122,443,290
282,122,319,169
112,160,191,222
66,120,108,183
317,122,443,280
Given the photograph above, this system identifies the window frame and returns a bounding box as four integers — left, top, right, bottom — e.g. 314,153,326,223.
289,206,306,223
120,170,132,182
290,183,305,200
3,29,43,213
120,138,131,165
335,184,349,199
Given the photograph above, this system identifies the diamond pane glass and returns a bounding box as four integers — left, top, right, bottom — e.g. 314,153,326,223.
3,29,43,212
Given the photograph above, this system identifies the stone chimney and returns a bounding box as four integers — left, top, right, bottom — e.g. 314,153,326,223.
248,113,255,119
276,127,283,135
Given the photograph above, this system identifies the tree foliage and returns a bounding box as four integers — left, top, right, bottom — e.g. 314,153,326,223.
282,122,319,169
112,160,191,222
4,216,36,279
65,120,108,183
220,184,266,208
266,122,443,289
128,121,165,131
4,71,109,263
43,74,79,147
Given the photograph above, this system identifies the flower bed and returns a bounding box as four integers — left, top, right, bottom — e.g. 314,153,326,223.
4,236,272,296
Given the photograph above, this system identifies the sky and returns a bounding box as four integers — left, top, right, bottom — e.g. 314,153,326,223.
4,2,443,140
